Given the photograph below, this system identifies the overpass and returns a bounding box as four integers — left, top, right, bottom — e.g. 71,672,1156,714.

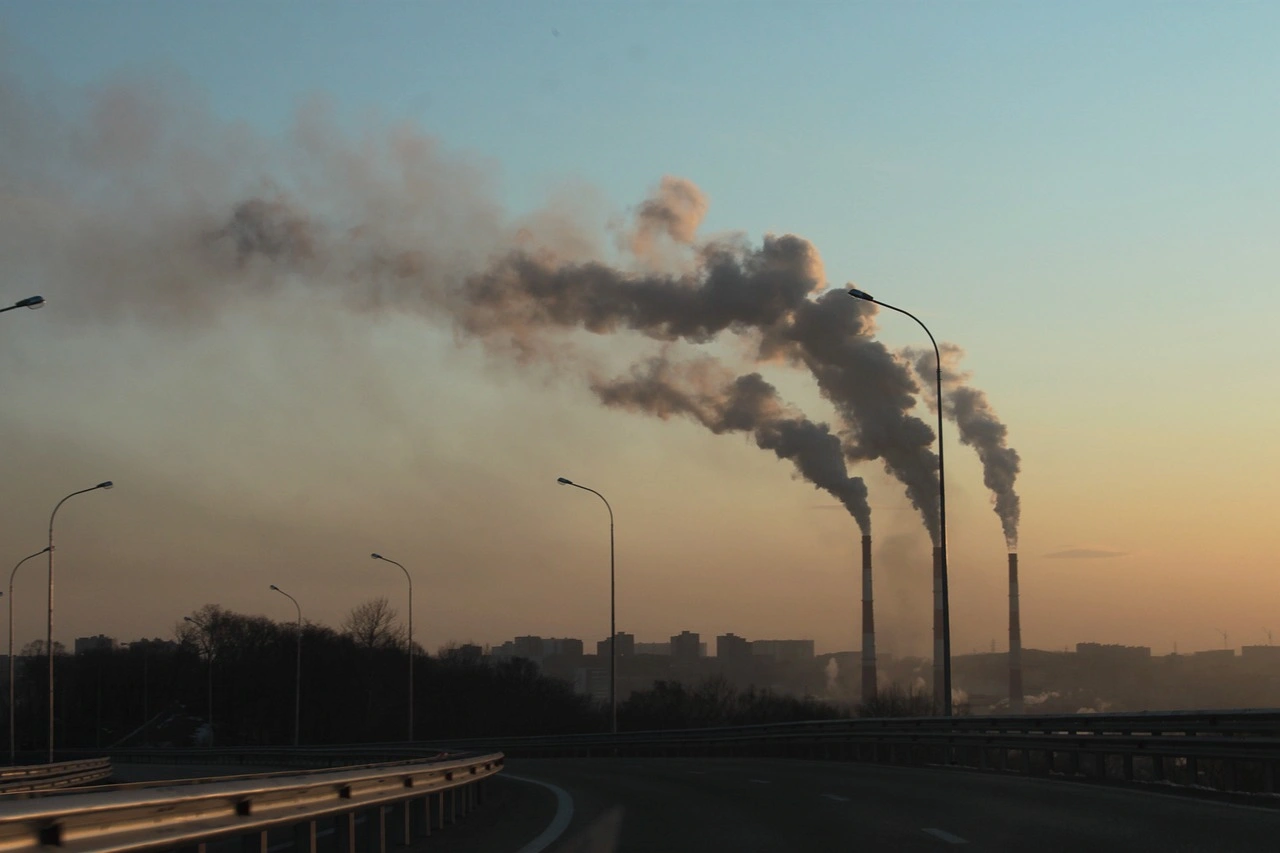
3,710,1280,851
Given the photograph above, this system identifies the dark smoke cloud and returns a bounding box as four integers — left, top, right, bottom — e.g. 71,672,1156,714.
461,224,941,541
627,175,708,264
2,70,958,544
591,356,871,533
910,345,1021,548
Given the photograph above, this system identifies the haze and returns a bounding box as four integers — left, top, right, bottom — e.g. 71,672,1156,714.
1,2,1277,662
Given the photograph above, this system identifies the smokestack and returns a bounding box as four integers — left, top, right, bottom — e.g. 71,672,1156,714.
1008,552,1023,713
861,534,876,703
933,545,944,708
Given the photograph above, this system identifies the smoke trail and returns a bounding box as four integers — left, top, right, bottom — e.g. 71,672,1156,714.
462,210,940,540
910,345,1021,548
1,70,948,540
591,356,871,534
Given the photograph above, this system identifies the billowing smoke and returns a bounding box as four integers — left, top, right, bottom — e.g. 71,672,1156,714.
910,345,1021,548
627,175,708,264
591,356,871,534
2,71,962,543
462,205,940,540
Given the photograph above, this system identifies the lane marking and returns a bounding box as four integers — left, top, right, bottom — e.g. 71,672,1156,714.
506,774,575,853
922,828,968,845
821,794,850,802
749,779,771,784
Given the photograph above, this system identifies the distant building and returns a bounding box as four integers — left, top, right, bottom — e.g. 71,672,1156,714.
574,667,609,702
596,632,635,657
489,636,583,663
752,639,815,662
74,635,116,655
1242,645,1280,664
1075,643,1151,664
444,643,484,663
717,633,752,662
634,642,671,655
670,631,701,661
545,638,584,657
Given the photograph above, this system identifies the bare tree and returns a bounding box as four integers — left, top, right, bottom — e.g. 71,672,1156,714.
341,597,402,650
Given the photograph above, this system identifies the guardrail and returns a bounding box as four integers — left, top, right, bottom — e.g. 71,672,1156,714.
429,709,1280,798
0,758,113,794
0,751,503,853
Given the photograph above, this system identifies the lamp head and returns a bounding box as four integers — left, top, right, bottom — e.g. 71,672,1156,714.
96,481,114,490
556,477,573,485
183,616,195,624
847,287,875,302
270,584,279,591
16,295,45,309
371,553,382,560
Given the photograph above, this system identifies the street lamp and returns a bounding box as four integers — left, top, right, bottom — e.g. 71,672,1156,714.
556,477,617,734
183,616,214,746
9,546,50,764
848,287,953,716
47,480,113,761
0,296,45,314
370,553,414,742
269,585,303,747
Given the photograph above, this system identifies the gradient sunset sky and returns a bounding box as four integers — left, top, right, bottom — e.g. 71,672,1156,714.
1,2,1277,661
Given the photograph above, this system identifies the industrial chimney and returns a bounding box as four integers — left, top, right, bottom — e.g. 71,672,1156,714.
861,534,877,703
933,545,944,708
1008,552,1023,713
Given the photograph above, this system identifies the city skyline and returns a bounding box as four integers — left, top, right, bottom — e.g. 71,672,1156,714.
2,4,1278,661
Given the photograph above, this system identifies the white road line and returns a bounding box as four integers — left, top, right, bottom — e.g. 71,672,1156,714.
749,779,771,784
506,774,575,853
820,794,850,802
922,828,969,845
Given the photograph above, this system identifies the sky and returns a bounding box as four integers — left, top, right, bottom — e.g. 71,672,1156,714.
1,2,1278,661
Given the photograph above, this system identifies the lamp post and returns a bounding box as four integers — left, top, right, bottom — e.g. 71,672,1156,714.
556,477,616,734
9,547,50,764
848,287,953,716
370,554,413,742
269,585,303,747
183,616,214,747
47,481,113,761
0,296,45,314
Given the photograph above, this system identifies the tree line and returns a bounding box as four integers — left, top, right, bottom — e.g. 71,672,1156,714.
4,600,927,752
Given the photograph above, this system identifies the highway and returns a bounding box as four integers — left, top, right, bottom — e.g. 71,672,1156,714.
462,757,1280,853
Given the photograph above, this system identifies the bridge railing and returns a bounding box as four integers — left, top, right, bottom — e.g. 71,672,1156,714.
0,751,503,853
0,757,113,794
429,709,1280,797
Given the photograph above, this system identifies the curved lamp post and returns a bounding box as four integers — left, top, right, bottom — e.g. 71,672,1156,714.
9,546,50,764
47,481,113,761
269,585,303,747
556,477,616,734
370,553,414,742
0,296,45,314
848,287,953,716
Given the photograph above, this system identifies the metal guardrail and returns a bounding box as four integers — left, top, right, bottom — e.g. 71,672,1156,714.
0,751,503,853
427,709,1280,798
0,758,113,794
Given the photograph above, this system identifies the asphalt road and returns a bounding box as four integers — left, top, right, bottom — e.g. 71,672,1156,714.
101,757,1280,851
478,757,1280,853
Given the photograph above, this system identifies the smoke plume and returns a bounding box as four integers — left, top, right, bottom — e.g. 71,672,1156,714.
3,72,965,544
910,345,1021,548
591,357,871,533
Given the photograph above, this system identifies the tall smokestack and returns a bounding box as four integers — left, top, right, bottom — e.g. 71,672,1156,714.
861,534,876,703
1008,552,1023,713
933,545,944,708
